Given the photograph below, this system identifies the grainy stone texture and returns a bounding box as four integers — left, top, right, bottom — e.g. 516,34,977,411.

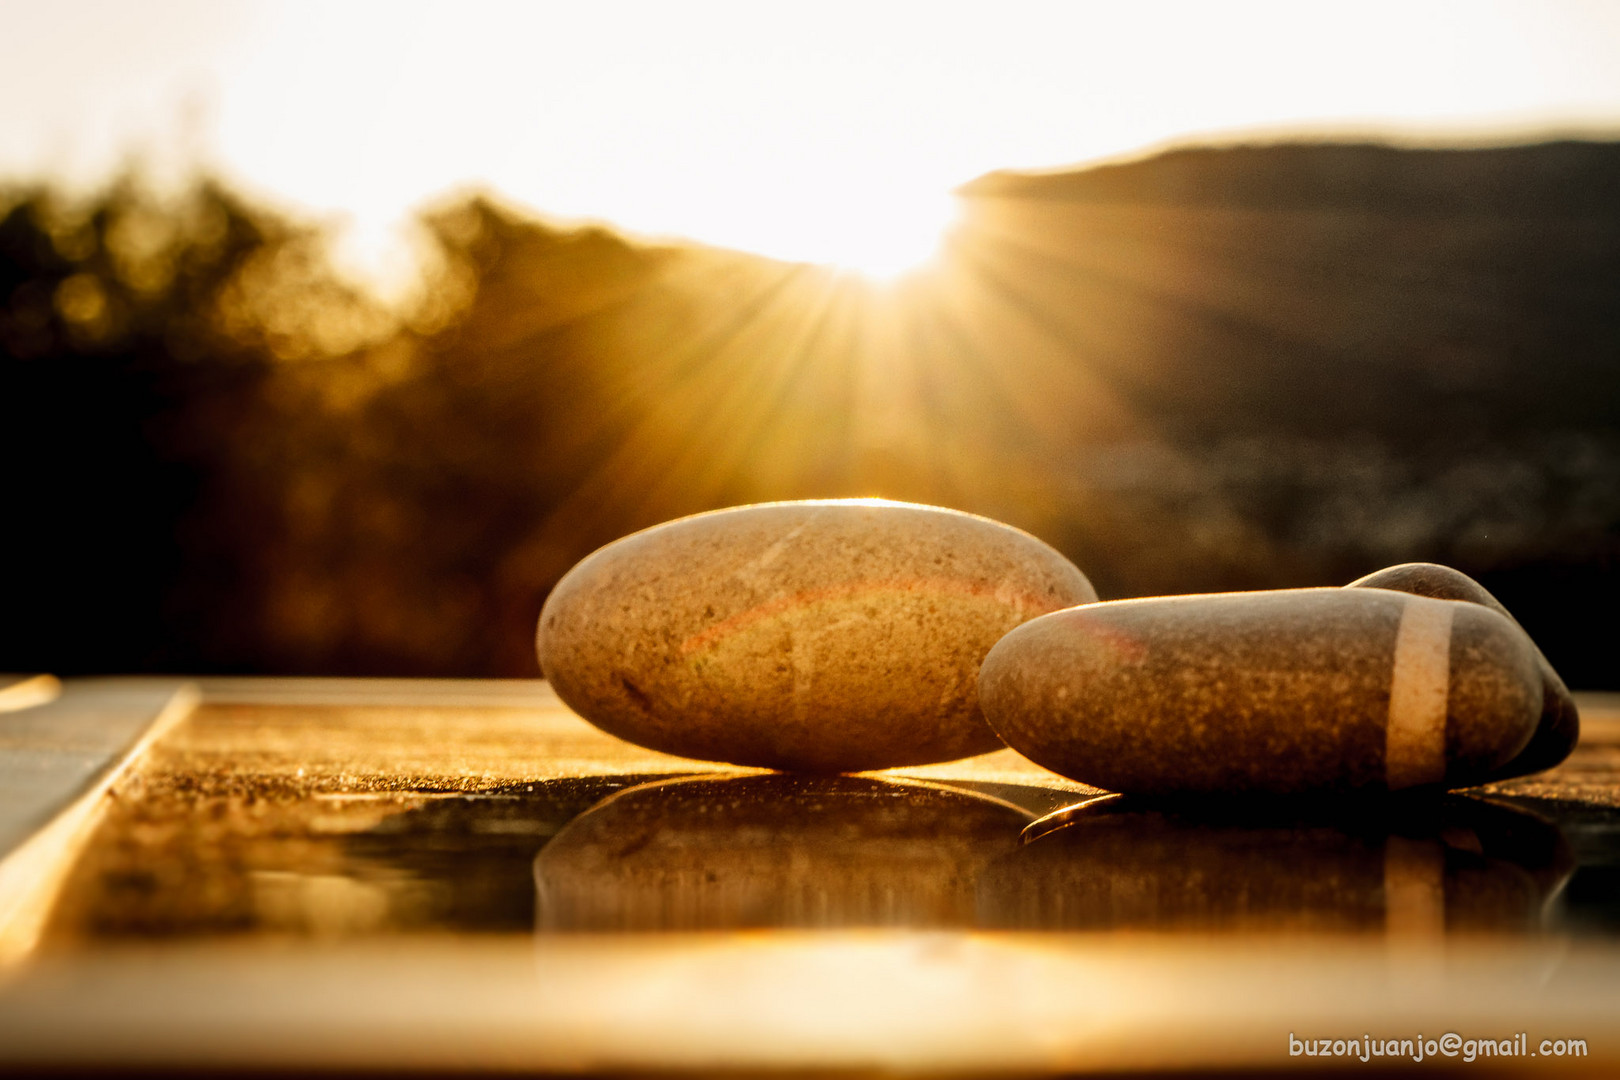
979,588,1541,796
536,500,1096,772
1347,562,1579,780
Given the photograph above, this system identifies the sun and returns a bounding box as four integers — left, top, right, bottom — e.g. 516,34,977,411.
617,175,963,281
745,188,962,281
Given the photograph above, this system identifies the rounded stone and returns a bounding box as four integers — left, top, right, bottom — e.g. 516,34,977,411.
1346,562,1578,780
979,588,1541,797
536,499,1096,772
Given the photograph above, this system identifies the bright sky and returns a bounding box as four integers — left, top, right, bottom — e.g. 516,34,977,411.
4,0,1620,284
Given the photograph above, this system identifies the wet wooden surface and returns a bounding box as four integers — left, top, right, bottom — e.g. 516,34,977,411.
2,678,1620,1074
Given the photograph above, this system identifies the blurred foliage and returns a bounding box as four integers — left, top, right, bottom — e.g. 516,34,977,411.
3,142,1619,684
3,179,285,674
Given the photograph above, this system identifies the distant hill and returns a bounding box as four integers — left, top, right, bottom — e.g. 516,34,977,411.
963,140,1620,214
953,140,1620,443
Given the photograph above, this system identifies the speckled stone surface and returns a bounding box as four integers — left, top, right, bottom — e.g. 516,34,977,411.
1347,562,1579,780
979,588,1541,796
536,500,1096,772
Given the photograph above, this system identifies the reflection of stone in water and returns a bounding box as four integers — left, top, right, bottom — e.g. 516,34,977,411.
533,774,1031,931
249,871,397,937
979,796,1571,934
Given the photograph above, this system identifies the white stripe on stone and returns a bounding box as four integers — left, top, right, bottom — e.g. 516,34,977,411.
1386,596,1454,790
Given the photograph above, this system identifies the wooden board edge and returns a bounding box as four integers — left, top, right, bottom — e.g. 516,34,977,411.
0,682,199,967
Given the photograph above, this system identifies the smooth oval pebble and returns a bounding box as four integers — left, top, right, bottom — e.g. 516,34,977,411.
979,588,1541,796
1346,562,1578,780
537,499,1096,772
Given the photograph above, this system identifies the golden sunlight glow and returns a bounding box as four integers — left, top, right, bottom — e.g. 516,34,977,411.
4,1,1620,282
713,188,960,281
7,3,1619,682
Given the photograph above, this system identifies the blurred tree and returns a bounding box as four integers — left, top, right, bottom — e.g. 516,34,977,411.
0,178,385,673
